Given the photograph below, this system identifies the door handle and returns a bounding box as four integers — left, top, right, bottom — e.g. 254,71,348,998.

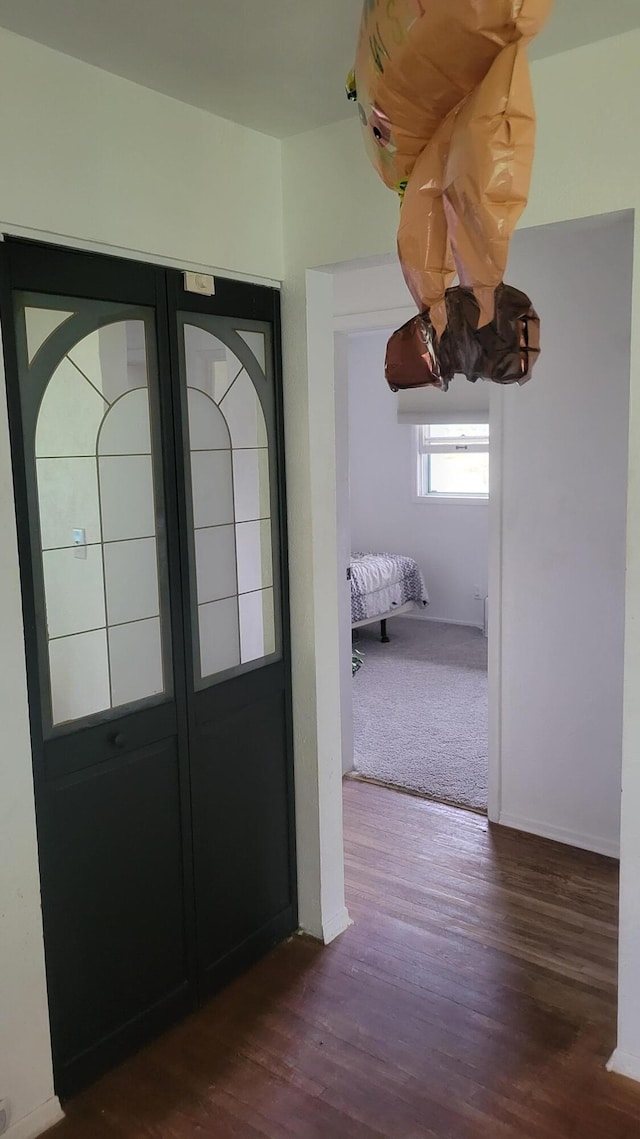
109,732,126,750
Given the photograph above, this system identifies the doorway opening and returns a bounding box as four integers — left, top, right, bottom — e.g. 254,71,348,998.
332,213,631,854
347,328,490,814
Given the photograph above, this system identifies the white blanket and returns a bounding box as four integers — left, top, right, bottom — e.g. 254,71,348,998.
350,553,429,623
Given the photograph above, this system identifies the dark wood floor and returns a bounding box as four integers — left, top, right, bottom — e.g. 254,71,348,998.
50,780,640,1138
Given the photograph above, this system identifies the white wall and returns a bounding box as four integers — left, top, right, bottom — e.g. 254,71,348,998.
348,330,488,626
0,27,283,1138
498,213,632,858
333,259,414,332
281,28,640,1076
0,28,283,281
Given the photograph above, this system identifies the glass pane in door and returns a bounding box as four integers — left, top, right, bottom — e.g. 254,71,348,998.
16,298,172,729
180,319,280,686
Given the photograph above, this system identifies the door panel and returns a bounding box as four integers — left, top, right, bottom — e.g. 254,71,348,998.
49,740,187,1063
1,241,296,1099
2,250,195,1097
172,295,295,992
193,690,293,977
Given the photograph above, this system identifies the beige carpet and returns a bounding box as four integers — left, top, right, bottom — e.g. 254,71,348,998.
352,618,488,812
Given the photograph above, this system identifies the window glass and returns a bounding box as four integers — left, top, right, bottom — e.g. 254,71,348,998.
181,320,279,686
25,305,171,728
428,452,489,495
418,423,489,498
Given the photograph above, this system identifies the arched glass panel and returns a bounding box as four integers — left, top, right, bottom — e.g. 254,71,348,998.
27,310,170,728
180,319,278,685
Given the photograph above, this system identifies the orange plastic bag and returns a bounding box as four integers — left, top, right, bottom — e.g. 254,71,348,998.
443,42,537,325
399,39,537,328
353,0,551,194
396,111,456,335
349,0,552,380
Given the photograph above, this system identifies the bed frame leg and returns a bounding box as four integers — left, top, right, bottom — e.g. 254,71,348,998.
380,619,390,643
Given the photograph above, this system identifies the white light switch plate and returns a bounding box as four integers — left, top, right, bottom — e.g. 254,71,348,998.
73,528,87,560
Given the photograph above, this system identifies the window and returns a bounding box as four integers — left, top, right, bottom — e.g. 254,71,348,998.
416,424,489,500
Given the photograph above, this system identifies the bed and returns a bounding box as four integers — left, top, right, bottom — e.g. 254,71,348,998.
350,552,429,642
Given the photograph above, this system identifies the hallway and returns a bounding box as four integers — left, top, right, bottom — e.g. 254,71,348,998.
51,781,640,1138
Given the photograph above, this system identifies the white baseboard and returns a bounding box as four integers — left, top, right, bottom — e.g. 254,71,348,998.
498,812,620,859
322,906,352,944
6,1097,64,1139
398,613,484,631
607,1048,640,1083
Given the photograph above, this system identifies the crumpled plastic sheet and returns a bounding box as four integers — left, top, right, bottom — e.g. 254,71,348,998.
349,0,552,385
385,284,541,391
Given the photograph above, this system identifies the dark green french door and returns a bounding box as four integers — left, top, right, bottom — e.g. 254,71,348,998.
0,239,296,1097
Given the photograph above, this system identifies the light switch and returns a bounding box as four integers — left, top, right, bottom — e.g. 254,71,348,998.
72,528,87,560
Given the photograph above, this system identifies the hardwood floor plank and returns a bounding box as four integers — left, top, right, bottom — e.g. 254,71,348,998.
49,779,640,1138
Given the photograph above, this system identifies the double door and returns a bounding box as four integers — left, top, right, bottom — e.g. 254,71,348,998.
0,239,296,1097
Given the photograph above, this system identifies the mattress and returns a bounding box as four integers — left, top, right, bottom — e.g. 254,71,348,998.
350,552,428,625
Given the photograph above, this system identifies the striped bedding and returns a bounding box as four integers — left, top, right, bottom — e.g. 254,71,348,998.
350,553,428,624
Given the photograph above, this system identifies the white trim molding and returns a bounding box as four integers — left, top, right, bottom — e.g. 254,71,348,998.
607,1048,640,1083
412,494,489,505
5,1097,64,1139
334,305,414,334
487,386,504,824
498,813,620,860
397,614,485,631
284,268,349,943
322,906,353,945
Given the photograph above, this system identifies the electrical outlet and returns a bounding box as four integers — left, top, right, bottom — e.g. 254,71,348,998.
473,584,482,600
0,1098,10,1134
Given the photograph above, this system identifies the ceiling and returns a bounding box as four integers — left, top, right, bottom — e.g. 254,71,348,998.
0,0,637,138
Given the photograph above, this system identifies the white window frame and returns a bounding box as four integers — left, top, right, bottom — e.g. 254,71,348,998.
414,424,489,504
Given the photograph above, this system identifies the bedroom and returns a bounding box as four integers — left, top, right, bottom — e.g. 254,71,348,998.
348,363,489,814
